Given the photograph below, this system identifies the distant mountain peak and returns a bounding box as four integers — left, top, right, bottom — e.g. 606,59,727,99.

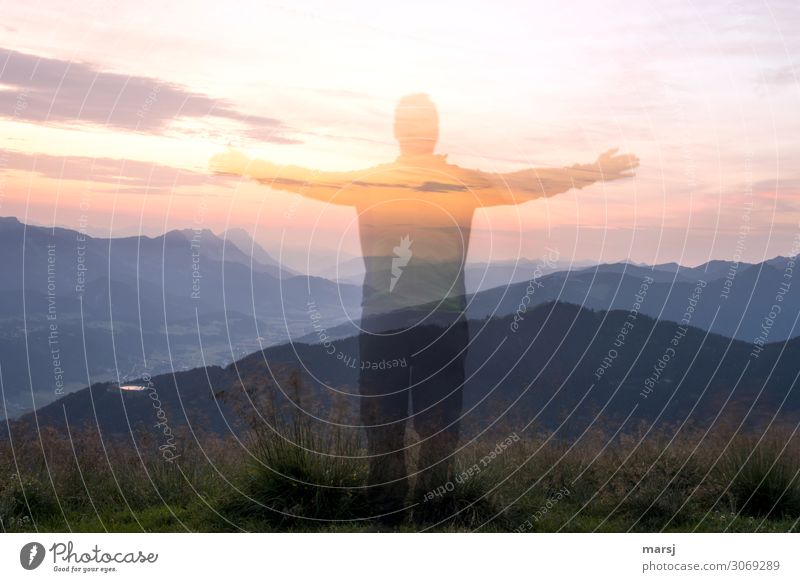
220,227,295,273
173,227,217,240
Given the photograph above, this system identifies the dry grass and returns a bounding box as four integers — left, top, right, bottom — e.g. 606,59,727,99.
2,390,799,532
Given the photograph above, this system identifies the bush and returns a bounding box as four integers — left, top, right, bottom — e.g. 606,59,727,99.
0,472,58,527
222,417,369,526
721,435,800,519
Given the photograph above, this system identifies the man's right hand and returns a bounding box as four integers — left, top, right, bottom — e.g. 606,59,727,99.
593,148,639,181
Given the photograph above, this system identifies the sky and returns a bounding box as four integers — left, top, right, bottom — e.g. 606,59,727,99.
0,0,798,270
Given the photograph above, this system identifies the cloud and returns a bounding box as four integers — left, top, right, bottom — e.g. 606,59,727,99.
0,148,230,193
760,65,798,87
0,48,298,143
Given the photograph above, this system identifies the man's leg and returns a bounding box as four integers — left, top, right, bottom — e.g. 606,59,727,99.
358,331,411,516
409,319,468,499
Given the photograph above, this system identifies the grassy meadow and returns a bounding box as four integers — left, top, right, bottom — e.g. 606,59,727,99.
2,406,799,533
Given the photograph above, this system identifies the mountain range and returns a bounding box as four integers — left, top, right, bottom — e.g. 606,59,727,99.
13,301,799,443
3,215,800,426
306,256,800,347
0,216,359,417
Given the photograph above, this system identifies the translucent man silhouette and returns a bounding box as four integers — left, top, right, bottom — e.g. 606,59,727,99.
213,95,637,316
212,94,638,515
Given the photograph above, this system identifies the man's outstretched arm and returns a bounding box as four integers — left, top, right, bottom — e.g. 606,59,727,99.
474,149,639,207
210,149,370,206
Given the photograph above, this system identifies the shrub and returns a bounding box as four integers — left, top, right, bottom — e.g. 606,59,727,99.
720,434,800,519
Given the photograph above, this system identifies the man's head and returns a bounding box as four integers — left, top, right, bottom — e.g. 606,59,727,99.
394,93,438,156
